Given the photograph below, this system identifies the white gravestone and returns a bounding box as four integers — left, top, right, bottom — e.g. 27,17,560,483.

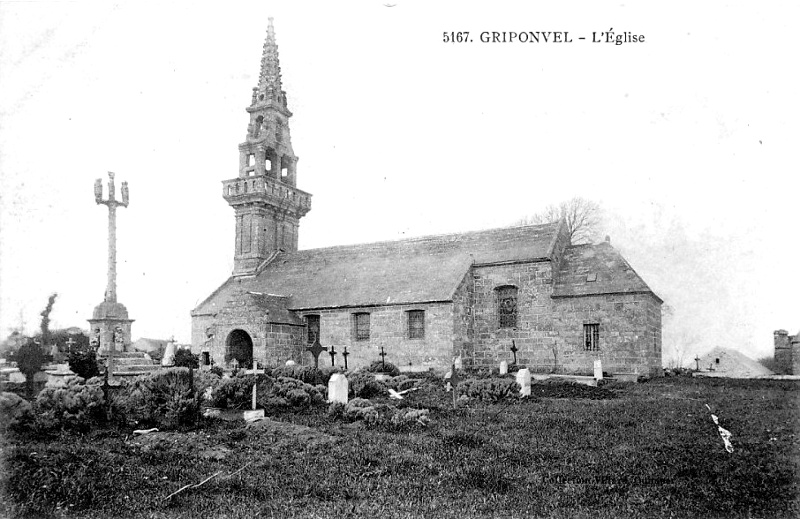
454,356,463,370
285,360,297,367
161,341,176,367
328,374,349,405
515,368,531,397
594,360,603,380
499,361,508,375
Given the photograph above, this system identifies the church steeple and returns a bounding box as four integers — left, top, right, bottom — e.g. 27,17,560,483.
223,18,312,277
256,18,284,106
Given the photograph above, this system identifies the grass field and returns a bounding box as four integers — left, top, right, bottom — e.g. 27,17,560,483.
1,376,798,518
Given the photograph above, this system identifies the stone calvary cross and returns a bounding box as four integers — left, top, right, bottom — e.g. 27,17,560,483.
95,172,129,305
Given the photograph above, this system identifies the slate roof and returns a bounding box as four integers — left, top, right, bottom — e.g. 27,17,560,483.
552,242,661,302
193,222,562,316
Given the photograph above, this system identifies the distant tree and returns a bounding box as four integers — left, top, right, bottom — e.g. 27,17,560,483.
516,197,602,244
14,339,47,398
68,348,101,379
39,293,58,347
173,349,199,370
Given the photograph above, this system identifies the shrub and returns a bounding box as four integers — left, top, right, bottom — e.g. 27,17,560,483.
386,375,422,392
209,365,224,377
327,401,346,418
271,377,325,407
114,368,199,428
366,360,400,377
209,372,273,410
342,398,430,427
68,349,101,380
35,376,105,430
459,377,520,402
173,349,199,369
347,371,388,399
0,391,34,431
194,370,222,404
13,339,48,397
271,365,343,385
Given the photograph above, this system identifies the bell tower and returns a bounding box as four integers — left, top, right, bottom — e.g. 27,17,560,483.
223,18,312,276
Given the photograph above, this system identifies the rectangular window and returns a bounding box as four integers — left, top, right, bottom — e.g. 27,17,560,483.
584,323,600,351
353,313,370,341
306,315,320,345
408,310,425,339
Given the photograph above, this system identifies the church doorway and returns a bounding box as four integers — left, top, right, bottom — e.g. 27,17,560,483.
226,329,253,367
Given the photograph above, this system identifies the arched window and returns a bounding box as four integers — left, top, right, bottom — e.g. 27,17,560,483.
496,285,518,329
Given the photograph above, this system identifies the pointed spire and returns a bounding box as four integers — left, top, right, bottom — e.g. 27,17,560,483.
255,17,286,107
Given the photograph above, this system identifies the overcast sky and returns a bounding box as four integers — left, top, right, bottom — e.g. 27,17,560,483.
1,1,797,364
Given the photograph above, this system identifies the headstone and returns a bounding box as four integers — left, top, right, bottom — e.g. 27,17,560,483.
328,374,348,404
515,368,531,397
593,360,603,380
499,361,508,375
161,341,176,367
285,360,297,366
454,355,463,370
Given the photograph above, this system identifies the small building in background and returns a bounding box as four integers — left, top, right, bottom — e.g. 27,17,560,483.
695,347,774,378
774,329,800,375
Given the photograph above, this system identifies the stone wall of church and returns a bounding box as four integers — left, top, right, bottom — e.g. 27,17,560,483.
191,290,305,367
469,260,662,376
549,293,662,377
452,271,475,363
297,302,455,372
469,260,555,369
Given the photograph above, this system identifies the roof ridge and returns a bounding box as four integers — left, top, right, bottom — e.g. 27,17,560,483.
291,221,560,255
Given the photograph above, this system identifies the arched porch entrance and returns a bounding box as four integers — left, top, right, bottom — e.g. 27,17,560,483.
225,329,253,367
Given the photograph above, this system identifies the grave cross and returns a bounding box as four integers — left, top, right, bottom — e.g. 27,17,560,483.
510,340,518,365
245,360,265,411
379,346,387,370
694,356,700,371
65,337,77,353
305,337,327,370
329,345,337,367
342,346,350,370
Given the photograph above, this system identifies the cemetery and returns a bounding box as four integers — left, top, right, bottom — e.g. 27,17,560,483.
1,354,798,518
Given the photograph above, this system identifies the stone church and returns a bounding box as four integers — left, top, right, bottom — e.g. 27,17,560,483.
191,20,663,377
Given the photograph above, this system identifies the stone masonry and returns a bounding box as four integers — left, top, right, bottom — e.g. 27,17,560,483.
191,20,664,377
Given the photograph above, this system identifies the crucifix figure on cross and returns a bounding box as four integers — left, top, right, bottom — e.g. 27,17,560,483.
329,345,337,367
510,340,519,365
306,337,327,370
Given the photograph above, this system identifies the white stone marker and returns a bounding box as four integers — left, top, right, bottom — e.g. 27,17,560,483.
515,368,531,397
328,374,349,405
285,360,297,366
594,360,603,380
499,361,508,375
161,341,176,367
454,355,463,370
